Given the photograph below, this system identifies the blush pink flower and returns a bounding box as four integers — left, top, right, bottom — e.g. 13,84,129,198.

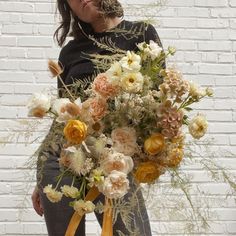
92,73,120,98
85,97,108,121
100,170,129,199
111,127,137,155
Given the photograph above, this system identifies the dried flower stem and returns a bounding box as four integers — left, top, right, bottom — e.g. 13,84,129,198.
58,75,75,101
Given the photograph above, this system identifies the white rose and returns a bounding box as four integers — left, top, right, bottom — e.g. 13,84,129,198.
73,200,95,215
101,151,134,175
120,72,144,93
120,51,141,72
188,114,208,139
28,93,51,118
100,170,129,199
148,40,162,60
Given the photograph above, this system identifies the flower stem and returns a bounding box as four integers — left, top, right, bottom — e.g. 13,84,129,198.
58,75,75,101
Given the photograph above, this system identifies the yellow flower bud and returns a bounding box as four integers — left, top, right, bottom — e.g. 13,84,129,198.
144,133,165,155
64,120,87,144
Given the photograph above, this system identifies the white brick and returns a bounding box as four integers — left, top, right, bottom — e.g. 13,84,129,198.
18,37,53,47
22,14,54,24
0,210,18,222
201,52,218,62
0,2,34,12
211,8,236,18
0,37,16,46
212,29,229,39
0,47,8,58
195,0,228,7
215,76,236,86
230,19,236,29
9,48,26,59
0,72,34,83
2,24,33,35
227,222,236,233
35,3,55,13
218,53,235,63
177,8,209,17
199,64,233,75
230,0,236,7
230,136,236,145
178,29,212,39
27,49,45,59
20,60,47,71
198,41,231,51
161,18,197,28
166,0,195,6
37,25,55,36
197,19,229,28
0,60,20,70
5,223,24,234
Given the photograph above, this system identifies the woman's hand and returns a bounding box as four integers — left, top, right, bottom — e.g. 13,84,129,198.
31,186,44,217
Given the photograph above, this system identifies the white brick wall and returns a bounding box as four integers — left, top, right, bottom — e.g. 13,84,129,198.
0,0,235,235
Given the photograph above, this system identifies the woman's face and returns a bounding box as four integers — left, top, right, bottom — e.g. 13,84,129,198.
67,0,101,23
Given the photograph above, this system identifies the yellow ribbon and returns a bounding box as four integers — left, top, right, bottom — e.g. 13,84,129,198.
65,187,113,236
65,186,100,236
101,197,113,236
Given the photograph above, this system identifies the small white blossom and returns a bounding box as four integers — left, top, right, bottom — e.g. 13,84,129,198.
73,200,95,215
28,93,51,118
120,51,141,72
43,184,62,203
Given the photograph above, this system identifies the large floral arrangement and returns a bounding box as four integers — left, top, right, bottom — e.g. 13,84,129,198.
27,40,213,235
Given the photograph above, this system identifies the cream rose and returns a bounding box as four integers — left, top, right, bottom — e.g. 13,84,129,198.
100,170,129,199
188,114,208,139
111,127,137,155
101,151,134,175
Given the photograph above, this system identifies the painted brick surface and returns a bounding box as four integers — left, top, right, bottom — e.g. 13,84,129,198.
0,0,235,235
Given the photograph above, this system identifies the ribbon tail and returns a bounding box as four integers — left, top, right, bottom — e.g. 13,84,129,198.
65,186,100,236
101,197,113,236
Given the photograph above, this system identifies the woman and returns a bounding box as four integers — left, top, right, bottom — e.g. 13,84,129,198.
31,0,164,235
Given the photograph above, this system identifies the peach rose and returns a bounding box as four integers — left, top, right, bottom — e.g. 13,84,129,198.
90,97,108,121
101,151,134,175
92,73,120,98
100,170,129,199
111,127,137,155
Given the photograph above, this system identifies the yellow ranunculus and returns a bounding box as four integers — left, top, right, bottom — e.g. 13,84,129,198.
64,120,87,144
144,133,165,155
134,161,162,184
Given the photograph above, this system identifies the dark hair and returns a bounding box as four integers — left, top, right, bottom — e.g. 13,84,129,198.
54,0,124,47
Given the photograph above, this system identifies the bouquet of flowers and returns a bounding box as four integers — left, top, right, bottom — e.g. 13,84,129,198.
27,40,213,235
